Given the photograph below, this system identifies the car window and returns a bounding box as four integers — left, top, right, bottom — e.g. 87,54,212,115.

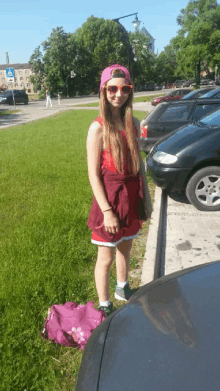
159,104,192,122
199,89,220,98
182,90,199,99
193,104,220,120
181,90,191,95
200,108,220,126
143,104,166,123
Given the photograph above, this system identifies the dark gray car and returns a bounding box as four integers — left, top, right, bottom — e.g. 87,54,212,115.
0,89,28,105
75,261,220,391
140,98,220,152
147,108,220,211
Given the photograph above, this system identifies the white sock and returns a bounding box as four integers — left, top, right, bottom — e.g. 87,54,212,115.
117,281,128,288
99,299,111,307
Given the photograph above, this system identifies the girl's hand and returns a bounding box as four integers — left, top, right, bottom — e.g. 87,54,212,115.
103,210,120,234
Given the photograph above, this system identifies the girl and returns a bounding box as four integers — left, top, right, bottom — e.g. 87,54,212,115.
87,64,152,316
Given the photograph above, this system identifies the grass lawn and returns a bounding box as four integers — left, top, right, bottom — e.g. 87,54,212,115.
0,109,154,390
0,109,20,117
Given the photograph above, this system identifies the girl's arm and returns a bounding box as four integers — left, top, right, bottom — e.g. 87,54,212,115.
87,121,120,234
133,118,152,217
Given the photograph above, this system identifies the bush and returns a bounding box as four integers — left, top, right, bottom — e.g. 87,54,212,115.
39,89,46,100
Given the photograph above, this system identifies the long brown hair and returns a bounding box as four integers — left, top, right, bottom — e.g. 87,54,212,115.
99,69,140,175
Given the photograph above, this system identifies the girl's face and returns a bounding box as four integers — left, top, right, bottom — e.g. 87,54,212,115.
105,78,131,108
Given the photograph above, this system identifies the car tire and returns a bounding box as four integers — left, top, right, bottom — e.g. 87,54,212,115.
24,100,28,105
186,166,220,211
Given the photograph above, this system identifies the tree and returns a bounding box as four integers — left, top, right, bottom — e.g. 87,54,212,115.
155,44,177,85
73,16,130,93
172,0,220,85
177,0,218,31
29,46,45,92
129,30,156,86
42,27,77,94
29,27,78,95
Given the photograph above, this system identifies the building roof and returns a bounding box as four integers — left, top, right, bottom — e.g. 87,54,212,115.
0,63,32,71
141,26,155,41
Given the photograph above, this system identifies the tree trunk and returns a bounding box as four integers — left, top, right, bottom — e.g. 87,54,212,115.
196,61,201,87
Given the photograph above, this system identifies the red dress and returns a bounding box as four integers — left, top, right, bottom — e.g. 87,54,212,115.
87,116,145,245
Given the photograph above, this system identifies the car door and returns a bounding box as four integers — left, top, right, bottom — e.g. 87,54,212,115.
156,103,194,137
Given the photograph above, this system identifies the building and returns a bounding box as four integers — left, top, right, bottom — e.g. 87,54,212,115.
0,63,35,93
140,26,155,53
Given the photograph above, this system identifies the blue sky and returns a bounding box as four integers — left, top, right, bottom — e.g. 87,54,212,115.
1,0,190,65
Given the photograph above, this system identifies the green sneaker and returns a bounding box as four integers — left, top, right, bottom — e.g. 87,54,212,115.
114,283,133,301
98,302,115,317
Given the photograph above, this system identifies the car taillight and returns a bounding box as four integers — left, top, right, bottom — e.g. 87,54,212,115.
141,125,148,138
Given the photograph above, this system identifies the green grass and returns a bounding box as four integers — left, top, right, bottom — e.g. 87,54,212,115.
133,94,165,103
0,109,20,117
0,109,150,391
74,102,99,107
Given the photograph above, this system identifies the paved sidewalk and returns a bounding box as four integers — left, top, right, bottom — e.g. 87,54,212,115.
141,187,220,285
0,100,153,130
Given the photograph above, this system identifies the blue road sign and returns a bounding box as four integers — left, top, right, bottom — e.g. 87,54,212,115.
6,68,15,78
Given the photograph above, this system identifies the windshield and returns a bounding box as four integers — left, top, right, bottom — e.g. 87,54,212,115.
198,88,220,98
1,90,11,95
200,108,220,126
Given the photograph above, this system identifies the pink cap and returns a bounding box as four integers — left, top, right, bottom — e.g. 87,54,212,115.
100,64,131,91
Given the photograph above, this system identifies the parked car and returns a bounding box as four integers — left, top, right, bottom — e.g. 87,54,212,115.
200,78,215,86
76,261,220,390
140,98,220,152
181,87,217,100
136,83,155,92
154,85,163,90
182,79,196,87
0,90,28,105
174,80,186,87
198,87,220,99
145,82,155,91
151,89,192,106
147,107,220,211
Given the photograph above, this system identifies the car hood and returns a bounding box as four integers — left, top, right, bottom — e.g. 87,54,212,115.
155,122,219,155
96,262,220,391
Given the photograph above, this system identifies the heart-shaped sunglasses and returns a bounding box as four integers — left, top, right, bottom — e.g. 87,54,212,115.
105,85,133,94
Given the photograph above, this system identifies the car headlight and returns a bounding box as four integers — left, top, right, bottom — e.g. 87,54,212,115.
153,151,177,164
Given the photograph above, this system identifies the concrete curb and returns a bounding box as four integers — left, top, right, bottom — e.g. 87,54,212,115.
140,186,162,286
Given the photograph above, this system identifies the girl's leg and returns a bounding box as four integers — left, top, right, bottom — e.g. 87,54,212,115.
115,239,133,283
95,245,115,302
115,239,133,301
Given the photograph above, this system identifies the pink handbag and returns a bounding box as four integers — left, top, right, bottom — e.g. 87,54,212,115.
41,301,106,350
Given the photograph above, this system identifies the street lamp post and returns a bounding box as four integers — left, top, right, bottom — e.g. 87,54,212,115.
112,13,141,71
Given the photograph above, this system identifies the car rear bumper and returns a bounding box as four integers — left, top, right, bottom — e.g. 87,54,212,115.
147,156,191,191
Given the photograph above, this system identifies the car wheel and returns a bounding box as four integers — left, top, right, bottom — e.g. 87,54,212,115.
24,100,28,105
186,166,220,211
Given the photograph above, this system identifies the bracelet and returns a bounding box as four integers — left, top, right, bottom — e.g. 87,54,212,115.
102,207,112,213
